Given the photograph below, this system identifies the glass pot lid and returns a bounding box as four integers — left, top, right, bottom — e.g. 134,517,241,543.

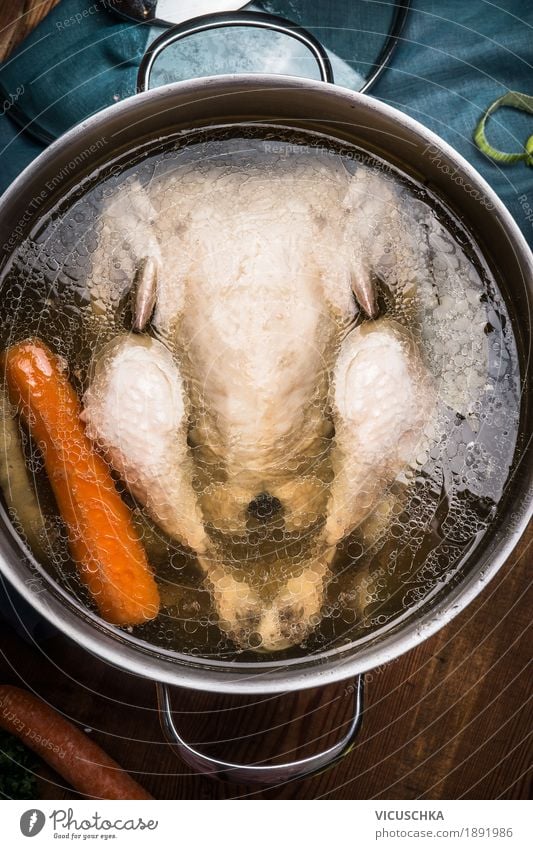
0,0,409,144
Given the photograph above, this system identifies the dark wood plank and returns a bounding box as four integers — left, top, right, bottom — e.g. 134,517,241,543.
0,0,530,801
0,0,60,62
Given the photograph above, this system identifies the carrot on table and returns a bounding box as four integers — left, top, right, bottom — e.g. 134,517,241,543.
0,685,152,800
2,339,160,626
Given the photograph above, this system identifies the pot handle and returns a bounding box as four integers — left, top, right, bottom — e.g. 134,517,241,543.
155,675,363,785
136,10,335,93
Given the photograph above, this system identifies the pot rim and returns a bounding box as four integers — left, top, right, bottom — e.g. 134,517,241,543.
0,74,531,694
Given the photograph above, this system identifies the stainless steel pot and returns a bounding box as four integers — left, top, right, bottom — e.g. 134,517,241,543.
0,24,531,784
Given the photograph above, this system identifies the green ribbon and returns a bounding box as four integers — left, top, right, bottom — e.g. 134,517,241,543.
474,90,533,167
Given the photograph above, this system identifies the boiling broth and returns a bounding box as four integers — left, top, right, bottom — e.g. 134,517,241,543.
0,127,520,661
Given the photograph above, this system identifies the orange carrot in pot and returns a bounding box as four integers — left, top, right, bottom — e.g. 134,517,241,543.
0,685,152,799
2,339,160,626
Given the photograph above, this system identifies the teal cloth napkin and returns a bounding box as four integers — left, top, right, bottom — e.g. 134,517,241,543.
0,0,151,187
0,0,532,240
371,0,533,247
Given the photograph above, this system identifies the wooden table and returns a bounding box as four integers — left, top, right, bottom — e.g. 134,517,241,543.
0,0,531,800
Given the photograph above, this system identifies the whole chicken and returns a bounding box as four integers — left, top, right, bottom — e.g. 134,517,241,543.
81,146,483,651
